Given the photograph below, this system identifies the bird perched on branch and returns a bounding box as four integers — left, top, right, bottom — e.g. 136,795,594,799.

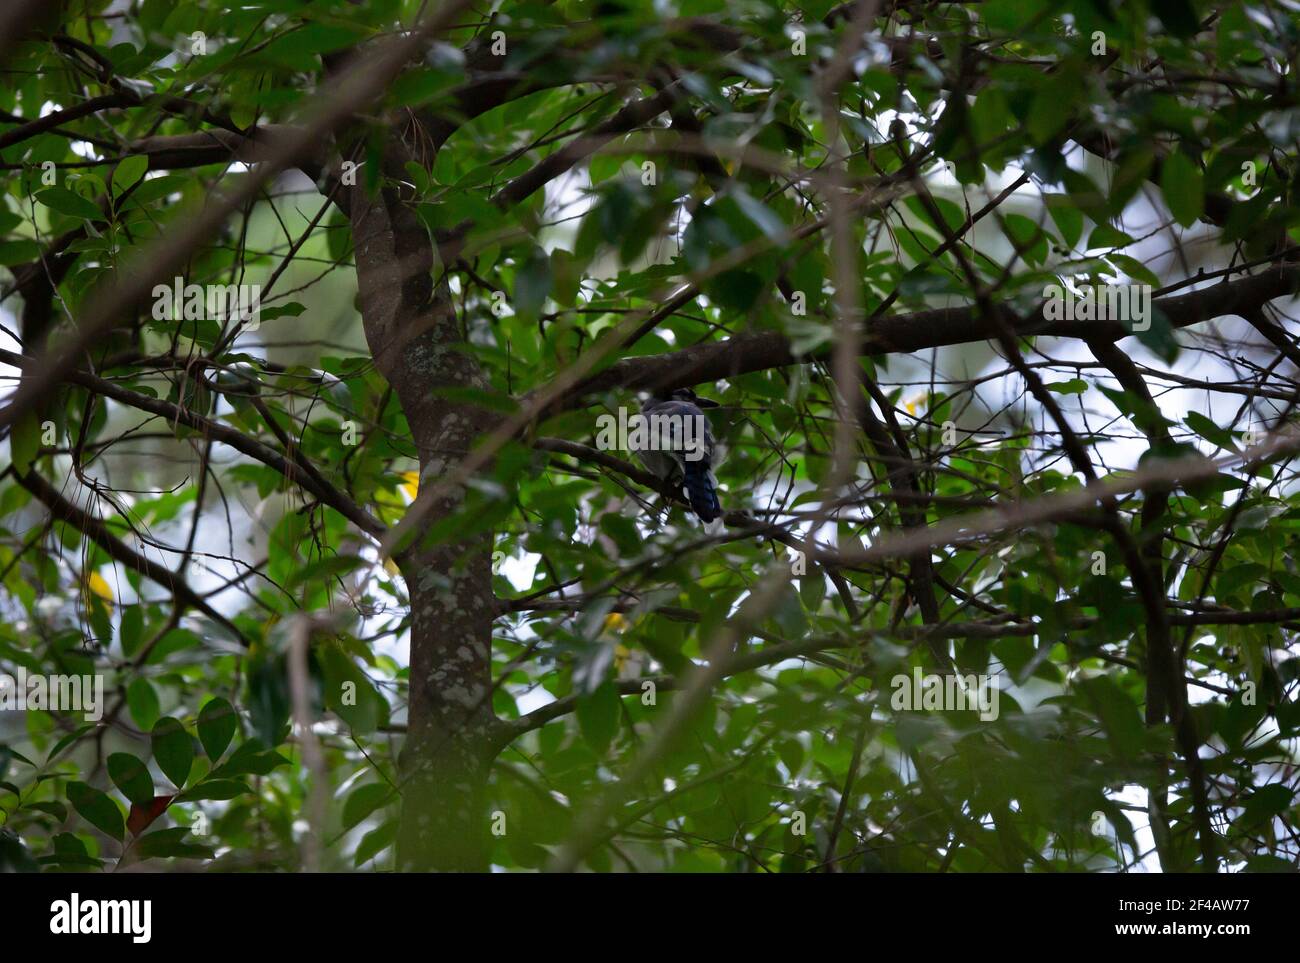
631,387,723,528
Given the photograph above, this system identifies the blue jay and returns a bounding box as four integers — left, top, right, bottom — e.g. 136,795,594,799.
631,387,723,526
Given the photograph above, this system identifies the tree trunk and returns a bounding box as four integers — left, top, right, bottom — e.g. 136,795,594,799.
347,137,499,870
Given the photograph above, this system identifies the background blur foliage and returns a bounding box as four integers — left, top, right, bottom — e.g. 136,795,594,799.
0,0,1299,872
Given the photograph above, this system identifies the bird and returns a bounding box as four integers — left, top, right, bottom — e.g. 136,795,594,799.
630,387,723,527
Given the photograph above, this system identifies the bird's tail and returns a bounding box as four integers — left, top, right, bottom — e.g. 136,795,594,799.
682,460,721,523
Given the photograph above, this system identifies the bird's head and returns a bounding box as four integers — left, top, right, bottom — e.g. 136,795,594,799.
655,386,719,408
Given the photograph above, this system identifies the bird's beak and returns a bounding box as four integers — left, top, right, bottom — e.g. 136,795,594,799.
695,397,720,408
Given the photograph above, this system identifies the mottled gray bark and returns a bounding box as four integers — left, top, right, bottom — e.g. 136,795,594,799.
348,135,499,871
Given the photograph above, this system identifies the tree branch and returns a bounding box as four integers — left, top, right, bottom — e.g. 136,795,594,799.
0,347,386,540
18,470,250,647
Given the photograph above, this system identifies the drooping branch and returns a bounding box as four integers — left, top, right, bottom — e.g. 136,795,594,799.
0,347,386,540
17,470,250,646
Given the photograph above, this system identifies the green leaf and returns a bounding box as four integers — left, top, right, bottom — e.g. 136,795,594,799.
1240,784,1293,829
126,677,161,731
319,644,387,735
342,782,392,831
133,826,215,861
732,188,786,241
0,240,41,266
178,779,250,801
1003,213,1049,265
151,717,195,788
209,739,290,780
576,679,620,755
1151,0,1200,38
123,173,186,207
35,187,105,222
799,571,826,612
246,649,291,746
28,800,67,821
1135,306,1180,364
1107,254,1161,287
1086,224,1134,250
1044,194,1083,249
1161,151,1204,228
514,245,552,321
49,831,92,865
1185,411,1235,449
119,605,144,657
259,22,366,69
354,819,398,867
259,302,306,322
1,746,36,769
9,411,41,476
107,753,154,806
197,697,238,761
112,155,148,196
983,0,1048,30
46,724,95,765
1077,677,1144,761
67,781,124,841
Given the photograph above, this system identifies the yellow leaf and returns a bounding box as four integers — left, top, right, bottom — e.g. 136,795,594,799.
85,570,113,603
383,558,400,577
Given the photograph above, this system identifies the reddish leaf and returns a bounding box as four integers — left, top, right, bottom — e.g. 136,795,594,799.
127,794,174,837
